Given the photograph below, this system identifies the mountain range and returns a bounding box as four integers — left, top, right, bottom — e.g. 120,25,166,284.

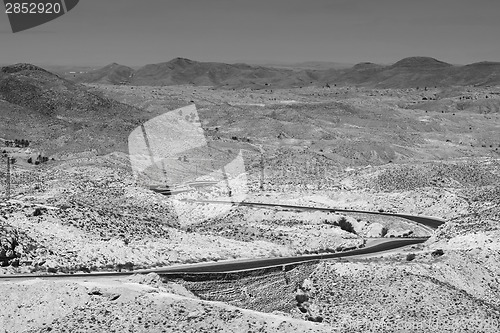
1,58,499,158
65,56,500,89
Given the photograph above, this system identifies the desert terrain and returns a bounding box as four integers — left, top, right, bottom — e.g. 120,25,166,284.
0,59,499,332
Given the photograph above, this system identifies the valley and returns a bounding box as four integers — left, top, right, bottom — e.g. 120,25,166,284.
0,60,499,332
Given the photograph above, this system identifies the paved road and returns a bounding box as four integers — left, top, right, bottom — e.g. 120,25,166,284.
0,200,445,280
152,238,429,274
181,199,446,229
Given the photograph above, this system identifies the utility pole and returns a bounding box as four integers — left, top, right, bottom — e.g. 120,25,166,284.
259,151,265,192
222,166,234,203
6,157,11,199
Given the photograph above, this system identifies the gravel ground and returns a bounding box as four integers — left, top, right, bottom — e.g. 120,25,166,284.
0,273,330,333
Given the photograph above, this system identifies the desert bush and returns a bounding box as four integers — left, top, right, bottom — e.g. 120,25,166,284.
13,139,30,148
78,265,91,273
298,306,308,313
338,216,356,234
307,316,323,323
46,267,58,273
296,293,309,303
406,253,416,261
431,249,444,258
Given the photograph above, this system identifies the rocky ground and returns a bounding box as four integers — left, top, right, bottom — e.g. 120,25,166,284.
0,84,499,332
0,273,331,333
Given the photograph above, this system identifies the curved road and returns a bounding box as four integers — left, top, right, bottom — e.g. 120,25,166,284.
0,201,445,280
152,238,429,274
180,199,445,230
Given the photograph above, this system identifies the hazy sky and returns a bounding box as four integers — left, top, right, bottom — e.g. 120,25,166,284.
1,0,499,66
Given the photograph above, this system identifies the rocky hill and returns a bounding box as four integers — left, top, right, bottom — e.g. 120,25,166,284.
0,63,145,156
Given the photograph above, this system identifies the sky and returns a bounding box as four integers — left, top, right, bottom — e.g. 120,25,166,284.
1,0,500,67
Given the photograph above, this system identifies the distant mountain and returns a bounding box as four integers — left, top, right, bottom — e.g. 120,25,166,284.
39,65,101,75
319,57,500,88
129,57,320,88
452,61,500,87
390,56,453,69
131,58,246,86
66,63,134,85
351,62,384,70
63,56,500,89
0,63,143,155
62,58,321,88
255,61,354,70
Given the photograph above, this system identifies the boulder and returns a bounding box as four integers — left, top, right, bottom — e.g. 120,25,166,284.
301,278,314,291
365,223,386,237
351,218,367,234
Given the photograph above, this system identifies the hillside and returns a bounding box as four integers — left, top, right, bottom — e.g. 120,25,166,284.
1,67,499,332
0,63,144,156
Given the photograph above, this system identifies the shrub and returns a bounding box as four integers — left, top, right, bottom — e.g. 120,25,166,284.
338,216,355,234
123,262,134,270
47,267,58,273
431,249,444,258
307,316,323,323
295,293,309,304
33,208,43,216
406,253,416,261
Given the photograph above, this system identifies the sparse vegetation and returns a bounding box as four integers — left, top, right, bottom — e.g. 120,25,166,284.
406,253,416,261
337,216,356,234
0,229,21,266
4,139,30,148
0,61,499,333
431,249,444,258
